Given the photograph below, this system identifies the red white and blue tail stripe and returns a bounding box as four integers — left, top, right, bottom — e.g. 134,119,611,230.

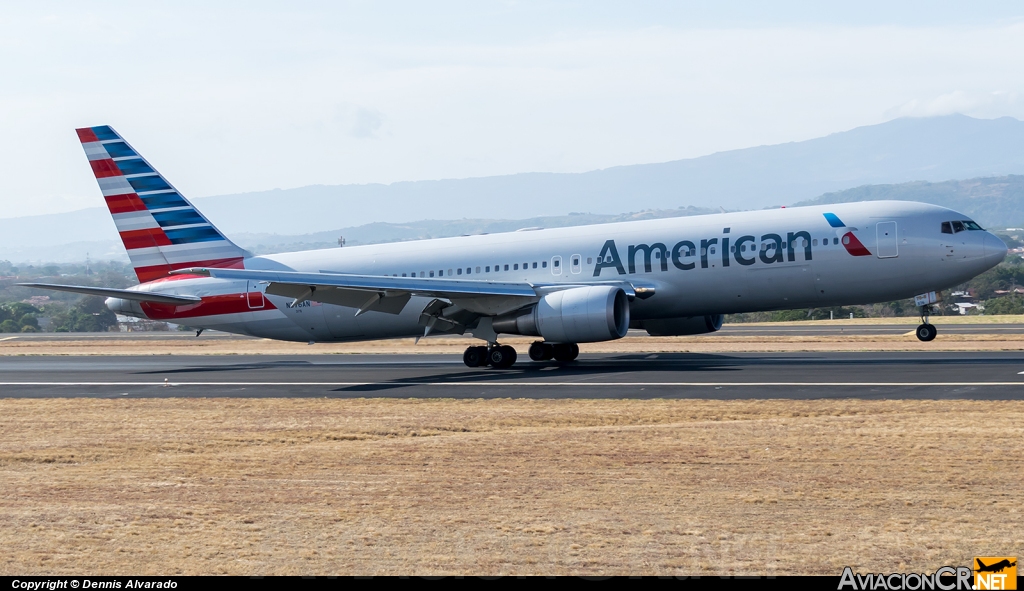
76,125,247,282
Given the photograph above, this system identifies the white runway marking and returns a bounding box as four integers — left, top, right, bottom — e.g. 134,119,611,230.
0,336,18,342
1,381,1023,387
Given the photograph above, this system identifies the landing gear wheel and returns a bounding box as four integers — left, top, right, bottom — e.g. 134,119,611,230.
552,343,579,362
463,346,489,367
916,323,937,342
488,345,518,369
528,341,554,361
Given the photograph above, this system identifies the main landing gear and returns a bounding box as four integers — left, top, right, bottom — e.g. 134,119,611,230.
462,341,580,368
528,341,579,362
462,344,518,369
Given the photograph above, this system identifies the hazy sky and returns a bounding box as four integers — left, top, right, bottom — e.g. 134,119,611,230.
2,1,1023,218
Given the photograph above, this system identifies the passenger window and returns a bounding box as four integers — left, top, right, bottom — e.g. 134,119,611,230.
532,262,537,269
952,221,965,233
514,264,519,270
572,257,579,265
833,238,838,245
812,239,818,246
542,261,547,268
701,248,707,256
485,266,490,272
504,264,509,271
587,257,592,264
476,267,481,273
420,271,425,277
402,273,407,277
429,271,435,277
554,259,560,267
710,247,716,255
457,268,462,275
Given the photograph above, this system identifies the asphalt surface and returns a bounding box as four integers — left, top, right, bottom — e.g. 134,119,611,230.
2,352,1024,399
4,323,1023,341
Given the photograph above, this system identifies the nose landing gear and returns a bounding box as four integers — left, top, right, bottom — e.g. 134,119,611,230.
916,305,937,342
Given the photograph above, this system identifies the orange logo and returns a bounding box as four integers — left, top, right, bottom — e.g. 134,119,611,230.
974,557,1017,590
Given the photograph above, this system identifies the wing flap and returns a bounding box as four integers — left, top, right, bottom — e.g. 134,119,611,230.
264,283,412,316
177,267,538,297
17,283,202,305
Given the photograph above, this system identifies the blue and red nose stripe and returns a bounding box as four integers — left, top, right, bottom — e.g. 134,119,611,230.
823,212,871,256
823,213,846,228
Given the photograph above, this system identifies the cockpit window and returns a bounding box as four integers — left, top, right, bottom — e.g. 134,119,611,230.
951,221,965,233
963,220,983,231
941,222,952,234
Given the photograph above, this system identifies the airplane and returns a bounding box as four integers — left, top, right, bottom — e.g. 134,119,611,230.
21,125,1008,368
976,559,1016,573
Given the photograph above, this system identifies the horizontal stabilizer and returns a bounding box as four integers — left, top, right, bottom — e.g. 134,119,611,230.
17,283,202,305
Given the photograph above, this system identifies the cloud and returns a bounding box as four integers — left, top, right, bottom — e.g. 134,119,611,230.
889,90,1022,118
350,107,383,138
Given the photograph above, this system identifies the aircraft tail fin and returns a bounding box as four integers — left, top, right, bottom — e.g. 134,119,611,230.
76,125,248,282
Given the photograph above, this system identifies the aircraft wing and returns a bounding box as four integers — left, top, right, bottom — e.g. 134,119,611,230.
17,283,203,305
173,267,540,316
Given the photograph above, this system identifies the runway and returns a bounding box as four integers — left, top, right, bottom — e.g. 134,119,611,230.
4,322,1024,341
2,351,1024,399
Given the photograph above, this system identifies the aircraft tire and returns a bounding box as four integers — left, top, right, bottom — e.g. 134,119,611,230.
916,323,937,342
463,346,488,367
529,341,554,361
489,345,518,368
552,343,579,362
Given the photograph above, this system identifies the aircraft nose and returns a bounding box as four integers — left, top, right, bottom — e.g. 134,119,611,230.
984,232,1008,264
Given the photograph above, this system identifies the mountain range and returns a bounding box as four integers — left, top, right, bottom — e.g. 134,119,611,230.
3,114,1024,262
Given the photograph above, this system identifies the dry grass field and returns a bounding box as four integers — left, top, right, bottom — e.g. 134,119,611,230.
1,398,1021,576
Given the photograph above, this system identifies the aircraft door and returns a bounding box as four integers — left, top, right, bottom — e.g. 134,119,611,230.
246,280,265,309
551,256,562,275
876,222,898,258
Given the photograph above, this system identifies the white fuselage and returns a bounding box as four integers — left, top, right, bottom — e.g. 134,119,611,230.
110,201,1006,342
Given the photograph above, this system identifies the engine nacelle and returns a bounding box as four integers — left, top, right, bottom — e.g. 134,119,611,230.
637,314,724,336
492,285,630,343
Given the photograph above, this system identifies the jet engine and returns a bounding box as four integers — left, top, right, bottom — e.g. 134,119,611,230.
492,285,630,343
637,314,724,336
